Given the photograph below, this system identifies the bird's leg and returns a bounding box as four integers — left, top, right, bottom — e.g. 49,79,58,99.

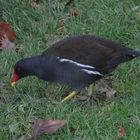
76,84,94,101
87,84,94,96
61,91,77,102
61,84,94,102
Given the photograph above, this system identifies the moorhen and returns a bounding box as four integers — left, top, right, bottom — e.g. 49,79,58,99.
11,35,140,101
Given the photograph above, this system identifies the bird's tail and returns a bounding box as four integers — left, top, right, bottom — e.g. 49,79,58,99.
132,50,140,57
127,49,140,57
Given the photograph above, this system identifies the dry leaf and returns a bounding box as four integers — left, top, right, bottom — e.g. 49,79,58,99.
32,119,66,139
117,127,128,138
0,22,16,51
0,22,16,43
70,9,79,17
0,37,15,50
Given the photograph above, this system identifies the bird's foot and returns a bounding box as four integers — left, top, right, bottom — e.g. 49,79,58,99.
61,84,94,102
76,84,94,101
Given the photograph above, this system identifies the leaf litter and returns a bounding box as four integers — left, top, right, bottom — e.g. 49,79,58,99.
117,127,128,138
0,22,16,51
32,119,66,139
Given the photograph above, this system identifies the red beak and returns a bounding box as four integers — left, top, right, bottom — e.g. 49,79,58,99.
11,70,20,86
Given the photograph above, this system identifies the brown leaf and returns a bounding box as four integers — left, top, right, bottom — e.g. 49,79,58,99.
0,22,16,51
0,22,16,43
70,9,79,17
117,127,128,138
32,119,66,139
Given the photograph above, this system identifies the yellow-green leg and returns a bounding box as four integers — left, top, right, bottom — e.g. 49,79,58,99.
87,84,94,96
77,84,94,101
61,91,77,102
61,84,94,102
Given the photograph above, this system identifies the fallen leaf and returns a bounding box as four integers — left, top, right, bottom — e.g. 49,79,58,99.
117,127,128,138
0,22,16,51
0,37,15,50
32,119,66,139
70,9,79,17
0,22,16,43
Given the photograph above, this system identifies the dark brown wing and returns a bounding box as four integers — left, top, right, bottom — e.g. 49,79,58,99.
42,35,133,74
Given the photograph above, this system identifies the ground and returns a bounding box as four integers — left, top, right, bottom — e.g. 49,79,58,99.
0,0,140,139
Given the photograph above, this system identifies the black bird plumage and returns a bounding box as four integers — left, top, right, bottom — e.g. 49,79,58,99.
12,35,140,88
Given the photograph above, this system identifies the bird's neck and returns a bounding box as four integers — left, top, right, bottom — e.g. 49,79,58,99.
27,55,54,81
25,55,44,78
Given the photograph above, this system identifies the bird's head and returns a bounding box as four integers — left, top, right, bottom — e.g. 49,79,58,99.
11,55,42,86
11,58,30,86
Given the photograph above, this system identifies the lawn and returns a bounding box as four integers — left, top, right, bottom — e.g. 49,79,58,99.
0,0,140,139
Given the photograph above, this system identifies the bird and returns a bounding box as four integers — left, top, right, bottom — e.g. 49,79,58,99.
11,35,140,101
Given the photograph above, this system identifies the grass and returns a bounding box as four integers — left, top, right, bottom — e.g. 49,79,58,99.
0,0,140,139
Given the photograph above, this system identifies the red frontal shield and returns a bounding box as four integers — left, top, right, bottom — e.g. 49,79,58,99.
11,70,20,86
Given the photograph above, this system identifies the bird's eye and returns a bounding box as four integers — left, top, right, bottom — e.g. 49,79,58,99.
16,67,21,72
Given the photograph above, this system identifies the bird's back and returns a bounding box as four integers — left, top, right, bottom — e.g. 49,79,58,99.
42,35,133,73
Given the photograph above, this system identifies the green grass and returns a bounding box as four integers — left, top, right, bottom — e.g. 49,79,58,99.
0,0,140,139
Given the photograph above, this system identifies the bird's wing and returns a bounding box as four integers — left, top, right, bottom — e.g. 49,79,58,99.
42,35,134,75
51,56,103,88
43,37,114,68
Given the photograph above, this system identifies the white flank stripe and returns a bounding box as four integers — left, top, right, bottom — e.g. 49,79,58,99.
59,58,95,69
82,69,103,76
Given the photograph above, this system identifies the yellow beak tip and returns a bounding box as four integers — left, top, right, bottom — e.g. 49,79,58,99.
11,82,16,87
